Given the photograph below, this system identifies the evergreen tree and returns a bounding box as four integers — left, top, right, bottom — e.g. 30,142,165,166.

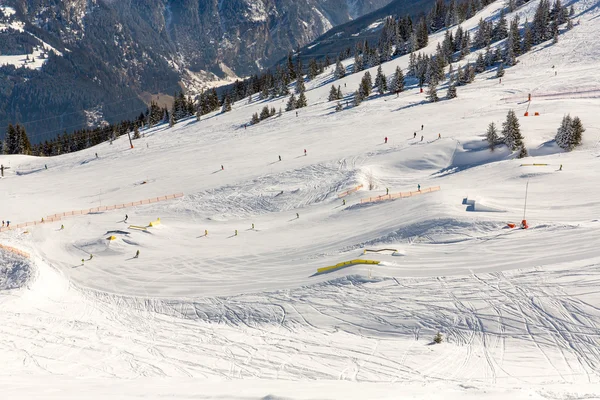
251,113,260,125
169,113,175,128
221,96,232,113
391,66,405,94
328,85,339,101
295,75,306,94
555,114,572,149
308,59,319,80
335,101,343,112
486,122,499,151
447,80,457,99
501,109,525,151
260,106,270,120
522,22,534,52
494,10,509,41
475,52,486,72
334,60,346,79
570,116,585,149
296,90,308,108
133,125,140,140
496,62,505,78
353,90,363,106
286,94,297,111
353,54,364,73
359,71,373,99
337,86,343,100
375,65,388,94
427,79,439,102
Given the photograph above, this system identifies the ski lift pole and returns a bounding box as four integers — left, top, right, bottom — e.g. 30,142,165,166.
523,181,529,221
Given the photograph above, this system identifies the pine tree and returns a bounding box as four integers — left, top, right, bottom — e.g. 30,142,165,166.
359,71,373,99
133,125,140,139
251,113,260,125
496,62,505,78
353,90,363,106
427,79,439,102
391,66,405,94
555,114,572,149
295,75,306,94
337,86,343,100
221,96,232,113
447,79,457,99
260,106,270,120
522,22,534,52
570,116,585,149
169,112,175,128
328,85,338,101
501,109,525,151
494,10,509,41
296,90,308,108
475,52,486,73
375,65,388,94
286,94,297,111
334,60,346,79
335,101,343,112
486,122,499,151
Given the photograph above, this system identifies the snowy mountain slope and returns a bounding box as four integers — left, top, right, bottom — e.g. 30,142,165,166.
1,0,600,398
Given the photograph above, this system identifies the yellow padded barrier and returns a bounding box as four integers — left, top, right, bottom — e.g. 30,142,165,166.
149,218,161,227
317,259,380,274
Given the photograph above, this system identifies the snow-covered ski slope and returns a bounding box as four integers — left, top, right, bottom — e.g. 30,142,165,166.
2,0,600,398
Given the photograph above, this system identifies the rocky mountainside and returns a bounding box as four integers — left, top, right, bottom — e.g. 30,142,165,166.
0,0,393,142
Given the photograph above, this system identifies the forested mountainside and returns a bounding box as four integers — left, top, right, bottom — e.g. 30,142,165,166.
0,0,392,142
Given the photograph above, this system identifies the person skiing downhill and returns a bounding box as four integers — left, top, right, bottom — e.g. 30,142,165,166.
279,155,282,161
384,137,388,144
125,214,128,222
418,184,421,191
414,132,416,139
304,149,307,156
134,250,140,258
421,135,424,142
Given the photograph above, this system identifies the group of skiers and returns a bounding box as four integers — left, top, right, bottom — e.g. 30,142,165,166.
384,125,442,144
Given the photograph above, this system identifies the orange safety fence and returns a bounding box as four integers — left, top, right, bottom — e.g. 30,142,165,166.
0,243,30,259
0,193,183,233
360,186,441,204
338,184,363,198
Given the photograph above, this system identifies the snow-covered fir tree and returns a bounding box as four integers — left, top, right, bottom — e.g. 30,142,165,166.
427,79,439,102
496,62,505,78
335,101,343,112
221,96,232,113
296,90,308,108
486,122,499,151
556,114,584,150
328,85,339,101
334,60,346,79
359,71,373,99
391,66,405,95
475,53,486,73
501,109,525,152
375,65,388,94
295,75,306,94
251,113,260,125
259,106,270,120
353,90,363,106
285,94,297,111
447,79,457,99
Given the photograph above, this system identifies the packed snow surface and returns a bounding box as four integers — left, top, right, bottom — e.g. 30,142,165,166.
1,0,600,398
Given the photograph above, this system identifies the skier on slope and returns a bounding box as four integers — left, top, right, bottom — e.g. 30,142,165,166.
384,137,388,144
134,250,140,258
125,214,128,222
